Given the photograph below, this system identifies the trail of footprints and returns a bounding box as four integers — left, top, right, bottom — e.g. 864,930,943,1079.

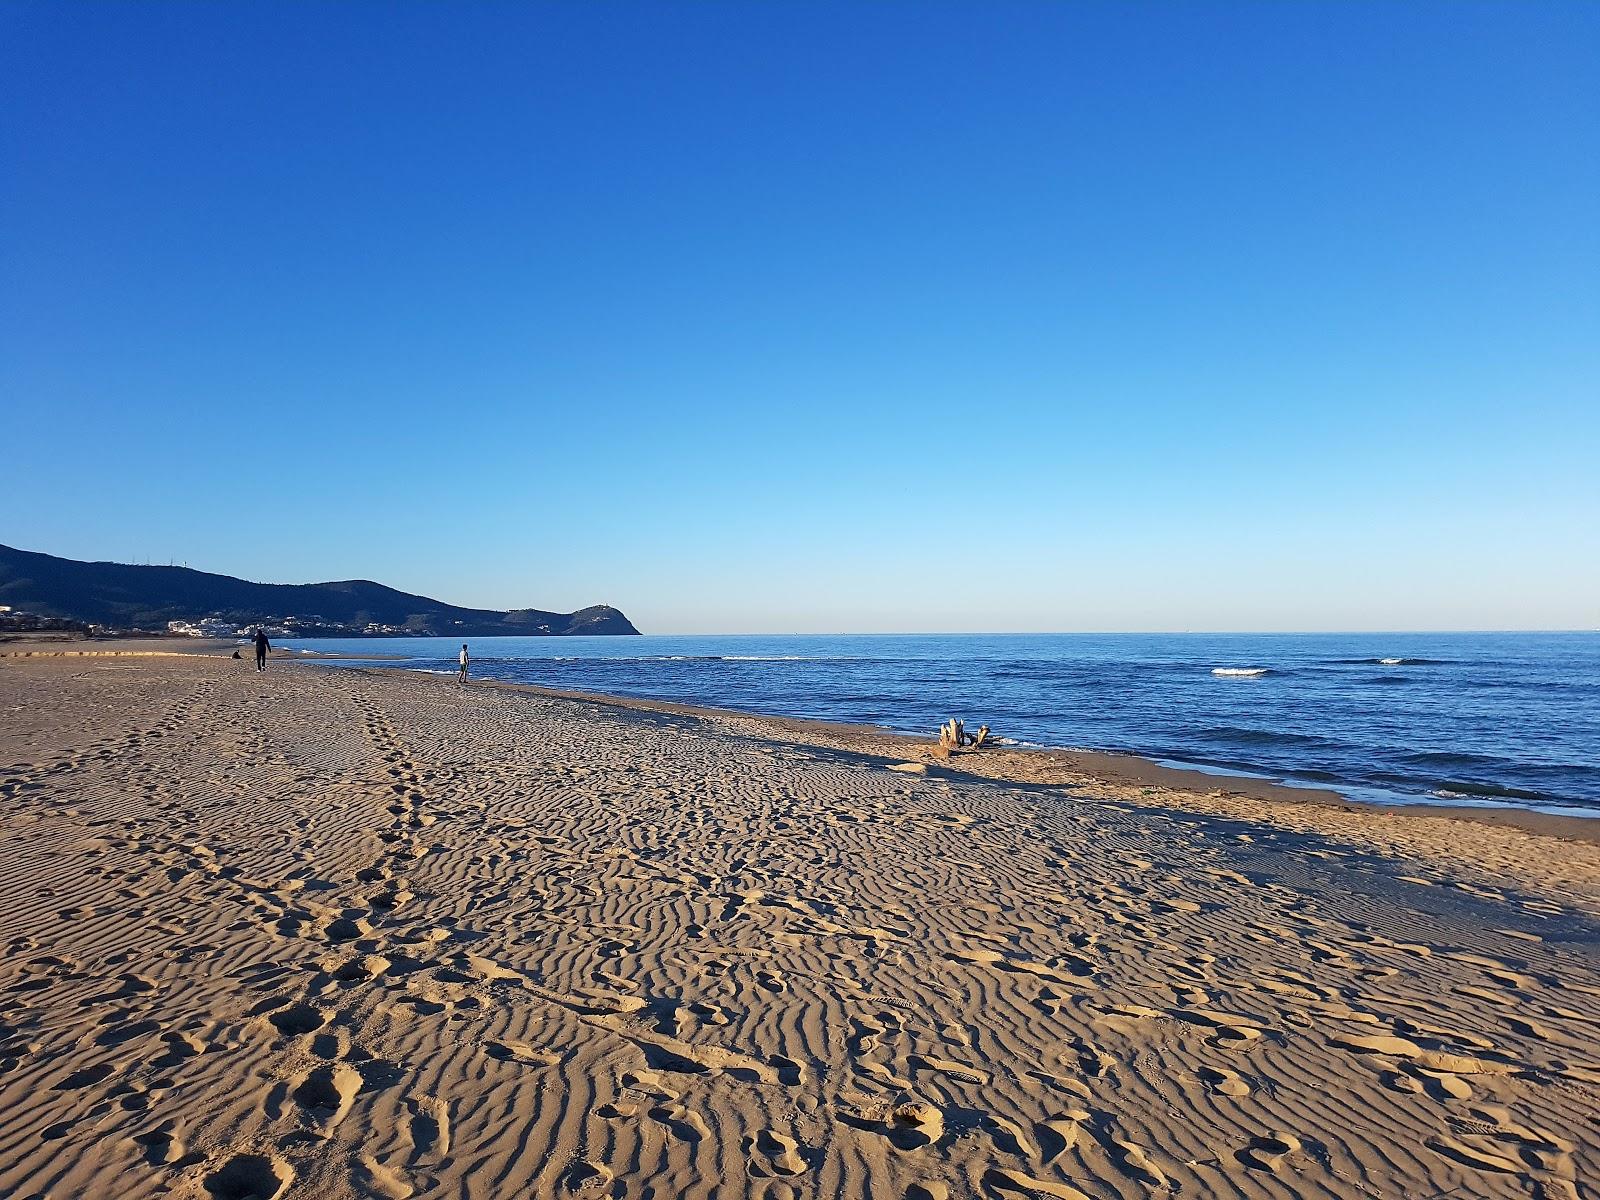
0,657,1596,1199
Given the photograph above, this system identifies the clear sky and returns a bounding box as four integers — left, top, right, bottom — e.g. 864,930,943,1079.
4,3,1596,634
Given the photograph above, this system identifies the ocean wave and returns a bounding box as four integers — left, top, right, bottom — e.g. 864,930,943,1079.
1296,769,1343,783
1402,749,1516,770
1326,657,1452,666
1431,780,1553,804
1193,725,1328,747
1211,667,1269,677
644,654,849,663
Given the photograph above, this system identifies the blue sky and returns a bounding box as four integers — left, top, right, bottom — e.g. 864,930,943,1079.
4,2,1596,633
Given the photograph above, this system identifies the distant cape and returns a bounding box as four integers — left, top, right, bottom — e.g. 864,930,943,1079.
0,543,640,637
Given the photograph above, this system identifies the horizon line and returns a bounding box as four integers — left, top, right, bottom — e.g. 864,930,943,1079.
333,628,1600,638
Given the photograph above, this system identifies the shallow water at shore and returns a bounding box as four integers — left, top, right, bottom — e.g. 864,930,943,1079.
282,631,1600,815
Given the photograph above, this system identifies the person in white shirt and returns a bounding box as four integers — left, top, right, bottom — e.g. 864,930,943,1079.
457,643,469,687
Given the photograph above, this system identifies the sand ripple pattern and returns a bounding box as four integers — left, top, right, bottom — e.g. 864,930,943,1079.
0,655,1597,1199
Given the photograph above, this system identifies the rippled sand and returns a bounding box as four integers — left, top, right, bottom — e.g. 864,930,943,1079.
2,653,1597,1199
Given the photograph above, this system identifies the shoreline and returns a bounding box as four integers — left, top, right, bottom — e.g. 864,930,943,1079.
5,634,1593,843
343,659,1600,848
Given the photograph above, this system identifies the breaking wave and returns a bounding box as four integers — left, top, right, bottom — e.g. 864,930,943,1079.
1327,657,1453,666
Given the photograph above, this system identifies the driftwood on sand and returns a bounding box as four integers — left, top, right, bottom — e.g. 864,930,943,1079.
937,719,991,753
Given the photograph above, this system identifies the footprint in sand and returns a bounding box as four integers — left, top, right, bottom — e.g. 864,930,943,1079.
1430,1105,1577,1183
864,1100,946,1150
1099,1002,1162,1023
132,1119,185,1165
266,1000,327,1036
1035,1109,1091,1164
981,1167,1092,1199
847,1014,889,1057
95,1016,162,1047
485,1040,559,1067
88,972,158,1003
983,1113,1038,1159
745,1128,808,1176
1032,986,1073,1018
331,954,393,983
756,968,788,993
620,1069,678,1100
203,1153,295,1200
293,1063,362,1126
369,886,413,911
1381,1067,1423,1095
688,1000,731,1026
153,1029,207,1066
55,1061,116,1090
910,1054,990,1085
405,1095,451,1165
1107,1136,1168,1187
856,1058,915,1090
1026,1069,1092,1101
1198,1065,1250,1096
562,1159,614,1193
1415,1066,1473,1101
352,1154,413,1199
1066,1038,1113,1078
1328,1030,1516,1080
325,915,374,942
1425,1135,1524,1175
1237,1131,1302,1171
649,1101,711,1143
1172,1009,1263,1050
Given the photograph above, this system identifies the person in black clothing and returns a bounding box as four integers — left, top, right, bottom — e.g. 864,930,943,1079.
253,628,270,672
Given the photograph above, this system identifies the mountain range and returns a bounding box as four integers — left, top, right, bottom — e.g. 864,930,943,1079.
0,543,639,637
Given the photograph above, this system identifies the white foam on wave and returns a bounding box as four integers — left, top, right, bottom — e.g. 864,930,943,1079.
648,654,816,662
1379,657,1403,665
1211,667,1269,677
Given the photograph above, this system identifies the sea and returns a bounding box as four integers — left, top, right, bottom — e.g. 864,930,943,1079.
279,632,1600,818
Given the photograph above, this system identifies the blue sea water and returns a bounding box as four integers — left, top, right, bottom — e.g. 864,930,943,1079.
280,632,1600,817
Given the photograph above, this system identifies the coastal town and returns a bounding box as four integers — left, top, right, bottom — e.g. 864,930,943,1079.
0,605,461,642
162,615,425,639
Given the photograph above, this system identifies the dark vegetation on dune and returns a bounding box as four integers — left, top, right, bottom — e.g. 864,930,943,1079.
0,543,639,637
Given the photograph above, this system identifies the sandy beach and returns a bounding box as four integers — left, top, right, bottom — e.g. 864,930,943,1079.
2,652,1597,1200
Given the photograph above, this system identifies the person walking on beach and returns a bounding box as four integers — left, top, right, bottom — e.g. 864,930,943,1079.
458,643,470,687
253,628,270,672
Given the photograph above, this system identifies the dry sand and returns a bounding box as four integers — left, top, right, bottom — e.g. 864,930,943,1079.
1,653,1597,1200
